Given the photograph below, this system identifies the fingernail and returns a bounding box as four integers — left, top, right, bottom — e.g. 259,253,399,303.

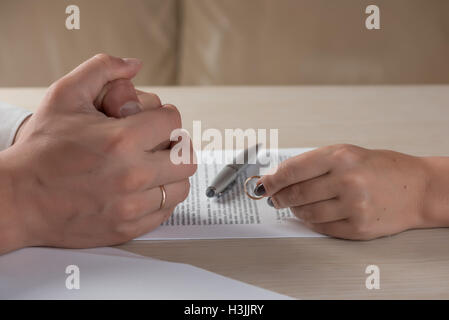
120,101,142,117
267,197,274,207
253,183,266,196
123,58,142,66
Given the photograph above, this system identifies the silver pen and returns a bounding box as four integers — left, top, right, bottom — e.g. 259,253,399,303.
206,144,261,198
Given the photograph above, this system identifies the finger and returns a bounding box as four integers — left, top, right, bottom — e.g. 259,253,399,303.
122,104,182,150
97,79,141,118
114,179,190,222
259,146,337,196
54,54,142,107
136,92,168,150
303,220,355,239
132,206,175,237
138,92,162,111
291,199,348,223
270,173,337,208
100,87,163,118
143,149,197,188
117,206,175,240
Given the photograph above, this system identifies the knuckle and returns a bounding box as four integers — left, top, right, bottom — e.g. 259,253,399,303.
279,193,293,208
93,53,114,68
115,223,138,241
340,172,367,190
332,144,362,166
117,168,146,192
348,201,372,236
350,221,370,238
148,92,162,106
289,184,303,203
115,200,141,221
104,126,133,153
45,80,67,102
173,161,197,179
277,161,294,181
275,184,301,208
352,201,371,226
265,162,292,194
352,199,369,214
164,104,182,129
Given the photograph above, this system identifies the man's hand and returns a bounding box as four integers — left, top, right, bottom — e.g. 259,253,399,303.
258,144,449,240
0,54,196,253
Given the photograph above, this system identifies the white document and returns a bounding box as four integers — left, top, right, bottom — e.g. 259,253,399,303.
0,247,291,299
138,148,324,240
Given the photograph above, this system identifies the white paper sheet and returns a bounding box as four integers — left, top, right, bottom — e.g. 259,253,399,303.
138,148,324,240
0,247,292,299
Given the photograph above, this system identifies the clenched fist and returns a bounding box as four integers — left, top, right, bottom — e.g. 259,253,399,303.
0,54,196,254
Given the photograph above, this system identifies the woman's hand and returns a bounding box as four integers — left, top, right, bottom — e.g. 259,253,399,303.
257,144,448,240
0,54,196,254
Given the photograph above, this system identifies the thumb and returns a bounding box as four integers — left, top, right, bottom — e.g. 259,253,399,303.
95,79,141,118
48,54,142,111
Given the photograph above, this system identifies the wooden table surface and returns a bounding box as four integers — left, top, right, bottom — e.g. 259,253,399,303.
1,85,448,299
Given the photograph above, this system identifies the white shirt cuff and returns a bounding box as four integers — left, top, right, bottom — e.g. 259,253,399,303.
0,102,32,151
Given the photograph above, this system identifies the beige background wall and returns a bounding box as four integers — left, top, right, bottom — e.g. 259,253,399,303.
0,0,448,86
0,0,178,87
179,0,449,85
